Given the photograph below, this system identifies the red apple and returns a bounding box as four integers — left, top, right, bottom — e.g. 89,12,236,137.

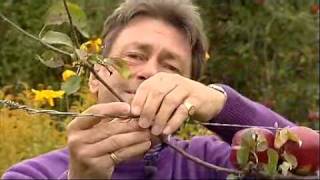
282,126,320,175
310,4,320,15
230,127,275,168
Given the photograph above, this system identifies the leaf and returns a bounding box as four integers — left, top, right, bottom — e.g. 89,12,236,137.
264,148,279,176
287,130,302,147
45,1,89,38
256,134,268,152
88,54,104,64
279,161,291,176
226,174,239,180
36,51,64,68
274,128,289,149
240,129,257,150
283,151,298,169
103,57,131,79
237,147,250,168
274,128,301,149
75,49,89,61
41,31,73,47
61,76,81,95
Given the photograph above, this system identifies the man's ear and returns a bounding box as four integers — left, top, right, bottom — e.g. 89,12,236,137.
88,65,101,94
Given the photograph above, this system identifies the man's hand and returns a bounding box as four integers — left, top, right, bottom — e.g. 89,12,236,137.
131,72,227,136
67,102,151,179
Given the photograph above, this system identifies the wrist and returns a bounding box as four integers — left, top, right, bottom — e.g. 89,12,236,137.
206,84,227,121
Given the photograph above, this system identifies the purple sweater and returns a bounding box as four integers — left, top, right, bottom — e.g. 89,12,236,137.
2,85,295,179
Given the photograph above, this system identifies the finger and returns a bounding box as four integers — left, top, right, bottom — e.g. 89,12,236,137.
68,102,131,131
138,85,176,128
130,83,148,116
152,85,188,135
74,130,151,158
87,140,152,169
163,102,190,135
76,119,142,144
112,140,152,163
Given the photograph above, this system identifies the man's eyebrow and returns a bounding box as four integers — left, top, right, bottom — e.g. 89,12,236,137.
159,49,183,65
121,42,152,53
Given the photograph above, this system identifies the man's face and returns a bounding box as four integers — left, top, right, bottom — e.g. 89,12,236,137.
89,16,192,103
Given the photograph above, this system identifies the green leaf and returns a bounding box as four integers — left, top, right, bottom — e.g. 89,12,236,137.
75,49,89,61
287,130,301,147
226,174,239,180
279,161,291,176
45,1,89,38
41,31,73,47
237,147,250,168
36,51,64,68
102,57,131,79
264,148,279,176
274,128,301,149
241,129,256,150
61,76,81,95
256,134,268,152
283,151,298,169
88,54,104,64
274,128,289,149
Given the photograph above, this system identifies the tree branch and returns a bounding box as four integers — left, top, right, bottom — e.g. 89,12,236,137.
161,135,243,175
83,62,125,102
62,0,80,48
0,12,71,57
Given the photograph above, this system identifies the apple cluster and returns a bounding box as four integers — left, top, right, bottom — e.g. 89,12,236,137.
229,126,319,176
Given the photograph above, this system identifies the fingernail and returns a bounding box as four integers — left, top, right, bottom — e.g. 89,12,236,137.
152,125,162,135
139,118,149,128
163,127,172,135
124,104,131,114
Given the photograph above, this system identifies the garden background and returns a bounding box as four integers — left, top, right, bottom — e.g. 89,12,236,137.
0,0,319,175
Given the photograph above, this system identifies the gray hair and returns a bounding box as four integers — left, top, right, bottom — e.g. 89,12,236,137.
101,0,208,80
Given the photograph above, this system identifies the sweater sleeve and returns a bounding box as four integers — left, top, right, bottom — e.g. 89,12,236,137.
207,84,296,144
1,148,69,180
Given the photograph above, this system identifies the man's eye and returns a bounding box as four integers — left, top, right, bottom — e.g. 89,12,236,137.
126,53,145,61
164,64,180,73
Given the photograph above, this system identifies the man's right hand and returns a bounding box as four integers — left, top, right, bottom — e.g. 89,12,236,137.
66,102,152,179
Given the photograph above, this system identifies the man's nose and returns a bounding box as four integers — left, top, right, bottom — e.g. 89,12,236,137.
135,60,160,80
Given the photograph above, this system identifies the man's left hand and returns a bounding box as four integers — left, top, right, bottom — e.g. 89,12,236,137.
131,72,226,136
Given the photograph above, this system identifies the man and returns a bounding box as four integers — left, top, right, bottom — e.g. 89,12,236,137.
2,0,294,179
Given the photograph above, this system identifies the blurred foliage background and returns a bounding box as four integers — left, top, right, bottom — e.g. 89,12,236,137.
0,0,319,175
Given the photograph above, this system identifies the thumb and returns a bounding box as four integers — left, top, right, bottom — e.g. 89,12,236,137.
67,102,131,131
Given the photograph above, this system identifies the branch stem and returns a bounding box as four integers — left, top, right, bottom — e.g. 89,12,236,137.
83,62,125,102
0,12,71,57
161,135,243,175
62,0,80,48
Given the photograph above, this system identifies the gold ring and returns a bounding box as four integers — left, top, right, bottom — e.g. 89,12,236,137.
183,101,195,116
110,152,120,164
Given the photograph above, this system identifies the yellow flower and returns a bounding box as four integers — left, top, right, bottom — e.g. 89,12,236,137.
31,89,65,106
80,38,102,54
62,70,77,81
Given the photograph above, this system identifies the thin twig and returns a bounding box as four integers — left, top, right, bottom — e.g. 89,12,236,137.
62,0,80,48
83,62,125,102
0,12,71,57
0,100,128,119
200,122,320,133
2,99,319,133
1,99,320,178
161,135,243,175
